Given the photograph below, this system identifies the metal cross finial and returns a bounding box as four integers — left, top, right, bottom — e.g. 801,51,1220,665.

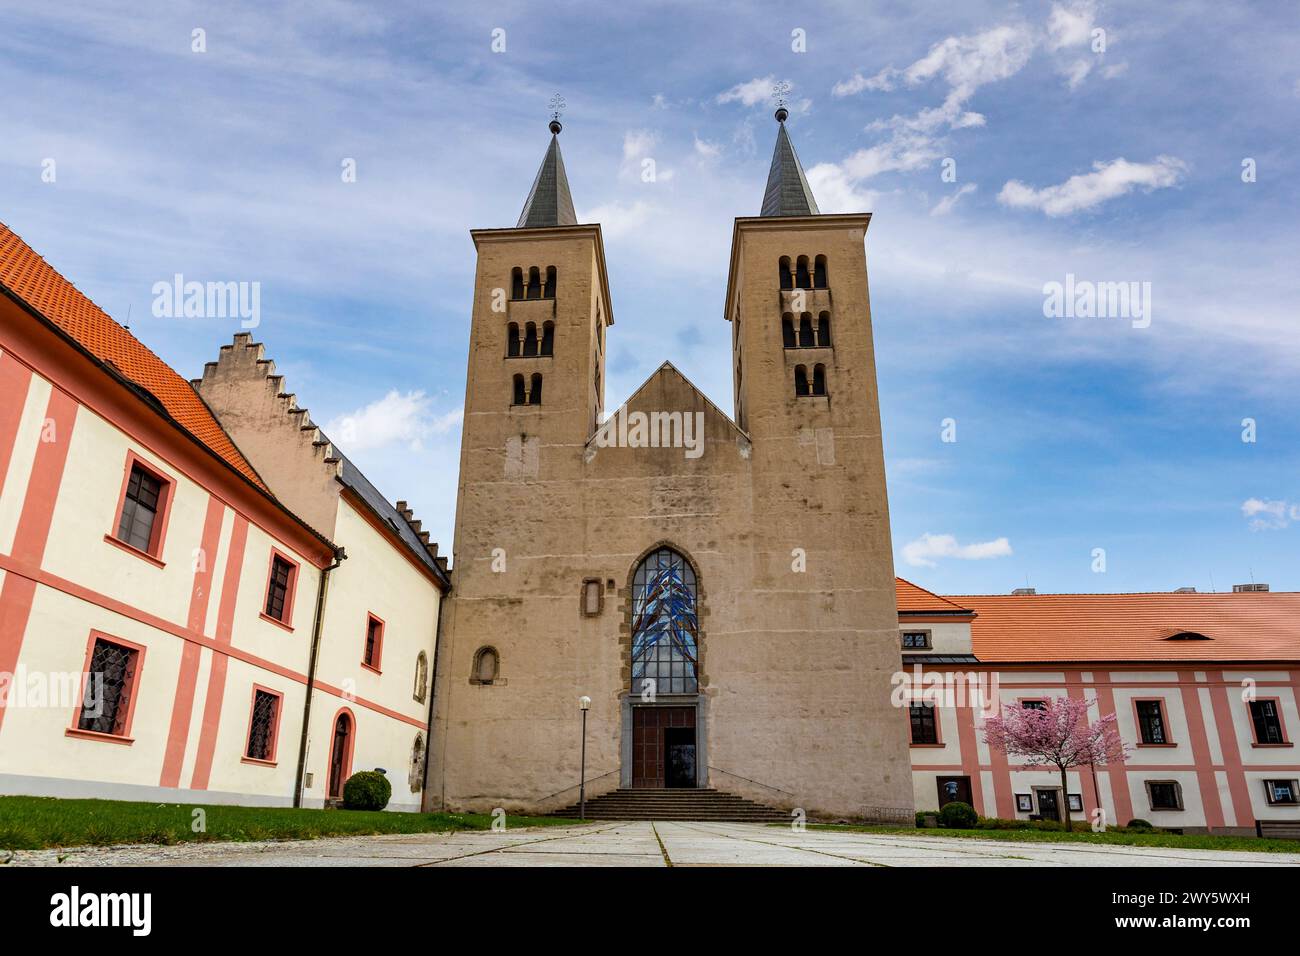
772,80,791,122
548,93,566,134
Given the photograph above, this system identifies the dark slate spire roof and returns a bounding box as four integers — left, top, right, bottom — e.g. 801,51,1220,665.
516,120,578,228
760,109,820,217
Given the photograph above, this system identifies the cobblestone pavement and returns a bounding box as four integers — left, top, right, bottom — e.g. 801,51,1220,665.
9,821,1300,867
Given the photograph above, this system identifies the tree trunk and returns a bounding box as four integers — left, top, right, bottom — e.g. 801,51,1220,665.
1059,765,1072,832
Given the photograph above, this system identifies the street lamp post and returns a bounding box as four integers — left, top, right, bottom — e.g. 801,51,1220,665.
578,695,591,820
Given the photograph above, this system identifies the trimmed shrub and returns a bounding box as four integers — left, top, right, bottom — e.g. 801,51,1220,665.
938,801,978,829
1126,818,1153,830
342,771,392,811
915,810,930,828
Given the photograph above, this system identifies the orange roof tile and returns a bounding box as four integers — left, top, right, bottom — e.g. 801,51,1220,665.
949,591,1300,663
0,222,265,490
895,577,973,614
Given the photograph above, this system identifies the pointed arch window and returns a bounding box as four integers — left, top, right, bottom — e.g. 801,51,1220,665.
630,548,698,695
413,651,429,703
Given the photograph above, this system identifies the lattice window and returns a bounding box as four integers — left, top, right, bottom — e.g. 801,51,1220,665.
630,548,698,695
909,704,938,744
78,638,140,736
245,689,280,761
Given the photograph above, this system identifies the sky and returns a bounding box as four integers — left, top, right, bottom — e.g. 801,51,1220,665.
2,0,1297,595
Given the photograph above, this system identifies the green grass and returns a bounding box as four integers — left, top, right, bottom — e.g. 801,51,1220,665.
0,796,576,852
798,822,1300,854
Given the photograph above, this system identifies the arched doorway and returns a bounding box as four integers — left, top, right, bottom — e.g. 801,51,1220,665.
327,709,354,801
625,546,702,789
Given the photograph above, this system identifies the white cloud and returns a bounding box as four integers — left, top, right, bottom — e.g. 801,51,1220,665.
1241,498,1300,530
901,533,1014,568
1062,58,1093,90
998,156,1187,216
581,199,654,239
805,162,878,213
931,182,977,216
1047,0,1097,51
324,390,459,452
693,135,722,163
717,75,782,107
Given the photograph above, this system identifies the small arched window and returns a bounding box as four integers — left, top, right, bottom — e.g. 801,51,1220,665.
526,267,542,299
413,651,428,703
794,365,810,397
778,257,793,290
511,267,524,300
795,256,811,290
814,255,828,289
781,314,796,349
544,266,557,298
471,646,499,684
512,374,526,405
507,322,521,357
409,732,426,793
523,322,539,357
529,372,543,405
798,313,815,348
812,363,827,396
817,312,832,347
541,321,555,356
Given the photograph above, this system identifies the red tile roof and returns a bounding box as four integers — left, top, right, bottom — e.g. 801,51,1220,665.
895,578,973,614
949,591,1300,663
0,222,265,489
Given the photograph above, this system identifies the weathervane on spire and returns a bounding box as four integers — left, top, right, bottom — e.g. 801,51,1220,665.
548,93,566,134
772,80,791,123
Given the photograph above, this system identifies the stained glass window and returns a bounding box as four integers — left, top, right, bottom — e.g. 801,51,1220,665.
630,548,698,695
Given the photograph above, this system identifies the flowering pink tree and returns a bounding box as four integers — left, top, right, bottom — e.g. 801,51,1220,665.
982,696,1129,831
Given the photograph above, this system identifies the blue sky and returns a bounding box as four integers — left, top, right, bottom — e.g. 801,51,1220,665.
2,0,1297,594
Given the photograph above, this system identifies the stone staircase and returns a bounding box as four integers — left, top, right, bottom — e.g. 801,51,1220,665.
554,788,790,822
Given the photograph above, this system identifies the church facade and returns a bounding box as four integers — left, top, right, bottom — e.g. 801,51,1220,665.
425,111,915,819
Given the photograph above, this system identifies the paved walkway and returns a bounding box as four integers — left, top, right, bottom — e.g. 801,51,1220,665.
12,822,1300,867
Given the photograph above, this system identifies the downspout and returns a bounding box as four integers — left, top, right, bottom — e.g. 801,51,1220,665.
419,577,449,810
294,547,346,808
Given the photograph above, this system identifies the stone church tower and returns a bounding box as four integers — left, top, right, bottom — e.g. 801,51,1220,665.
426,108,913,820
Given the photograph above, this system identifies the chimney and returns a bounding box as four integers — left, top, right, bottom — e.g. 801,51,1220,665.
1011,587,1036,596
1232,583,1269,593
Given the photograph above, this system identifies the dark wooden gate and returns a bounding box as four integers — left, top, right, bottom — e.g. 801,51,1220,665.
632,706,695,788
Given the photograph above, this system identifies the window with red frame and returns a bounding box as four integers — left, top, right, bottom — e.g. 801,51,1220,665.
116,462,166,553
909,703,938,744
245,689,281,761
78,637,141,736
264,555,295,622
1249,700,1285,744
1136,700,1168,744
363,615,383,670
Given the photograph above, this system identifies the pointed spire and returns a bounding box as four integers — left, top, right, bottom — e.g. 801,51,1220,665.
516,96,578,228
760,106,820,218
